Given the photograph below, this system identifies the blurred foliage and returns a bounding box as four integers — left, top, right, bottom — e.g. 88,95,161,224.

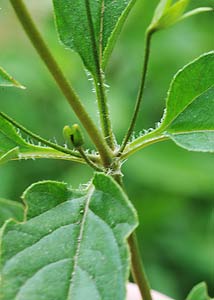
0,0,213,299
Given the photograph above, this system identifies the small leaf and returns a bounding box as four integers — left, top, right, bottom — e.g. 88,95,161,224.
186,282,210,300
156,0,189,29
0,198,24,227
0,66,25,89
0,113,82,164
180,7,214,22
52,0,137,76
149,0,212,32
151,0,172,25
0,173,138,300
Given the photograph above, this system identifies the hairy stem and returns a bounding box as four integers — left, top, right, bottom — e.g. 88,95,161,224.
122,133,168,159
77,147,104,172
119,30,153,154
85,0,115,149
128,233,152,300
9,0,112,167
113,175,152,300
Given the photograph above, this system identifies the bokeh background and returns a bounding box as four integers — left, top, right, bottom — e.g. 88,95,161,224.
0,0,213,299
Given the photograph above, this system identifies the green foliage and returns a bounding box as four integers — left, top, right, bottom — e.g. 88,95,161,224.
0,173,137,300
149,0,212,32
161,51,214,152
52,0,136,76
0,198,23,227
0,66,25,89
0,114,79,164
0,1,213,299
186,282,211,300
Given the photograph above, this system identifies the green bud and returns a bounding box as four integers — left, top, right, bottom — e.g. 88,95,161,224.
63,124,84,148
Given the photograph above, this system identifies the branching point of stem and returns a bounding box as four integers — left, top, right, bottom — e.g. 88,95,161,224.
9,0,113,168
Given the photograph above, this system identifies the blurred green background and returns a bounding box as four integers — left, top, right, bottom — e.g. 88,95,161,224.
0,0,213,299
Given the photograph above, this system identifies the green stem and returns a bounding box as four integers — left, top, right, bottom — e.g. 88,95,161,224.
122,133,168,159
9,0,112,167
0,111,98,162
85,0,115,150
119,30,153,154
77,147,104,172
128,233,152,300
113,175,152,300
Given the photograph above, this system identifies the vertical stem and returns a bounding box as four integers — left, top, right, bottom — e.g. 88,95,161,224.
9,0,113,168
113,174,152,300
119,30,153,154
128,233,152,300
85,0,115,150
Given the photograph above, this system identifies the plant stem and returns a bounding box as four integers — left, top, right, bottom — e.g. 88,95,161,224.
122,133,168,159
9,0,112,168
77,147,104,172
85,0,115,150
113,175,152,300
0,111,98,162
119,30,153,154
128,232,152,300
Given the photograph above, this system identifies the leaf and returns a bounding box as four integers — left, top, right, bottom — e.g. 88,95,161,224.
0,67,25,89
52,0,137,76
125,52,214,155
156,0,189,29
0,198,24,227
180,7,214,22
0,114,82,164
148,0,212,32
0,173,138,300
151,0,172,25
186,282,210,300
158,51,214,152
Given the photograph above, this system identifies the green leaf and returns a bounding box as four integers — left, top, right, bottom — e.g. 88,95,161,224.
52,0,136,76
180,7,214,22
0,173,138,300
151,0,172,25
0,114,82,164
186,282,210,300
158,51,214,152
125,52,214,156
0,66,25,89
149,0,212,32
0,198,24,227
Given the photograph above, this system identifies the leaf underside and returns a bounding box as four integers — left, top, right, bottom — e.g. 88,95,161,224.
0,173,138,300
52,0,136,76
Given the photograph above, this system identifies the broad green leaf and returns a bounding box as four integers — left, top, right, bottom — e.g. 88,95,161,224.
52,0,136,76
0,198,24,227
0,173,138,300
0,67,25,89
0,114,82,164
126,52,214,155
166,85,214,152
157,52,214,152
186,282,210,300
